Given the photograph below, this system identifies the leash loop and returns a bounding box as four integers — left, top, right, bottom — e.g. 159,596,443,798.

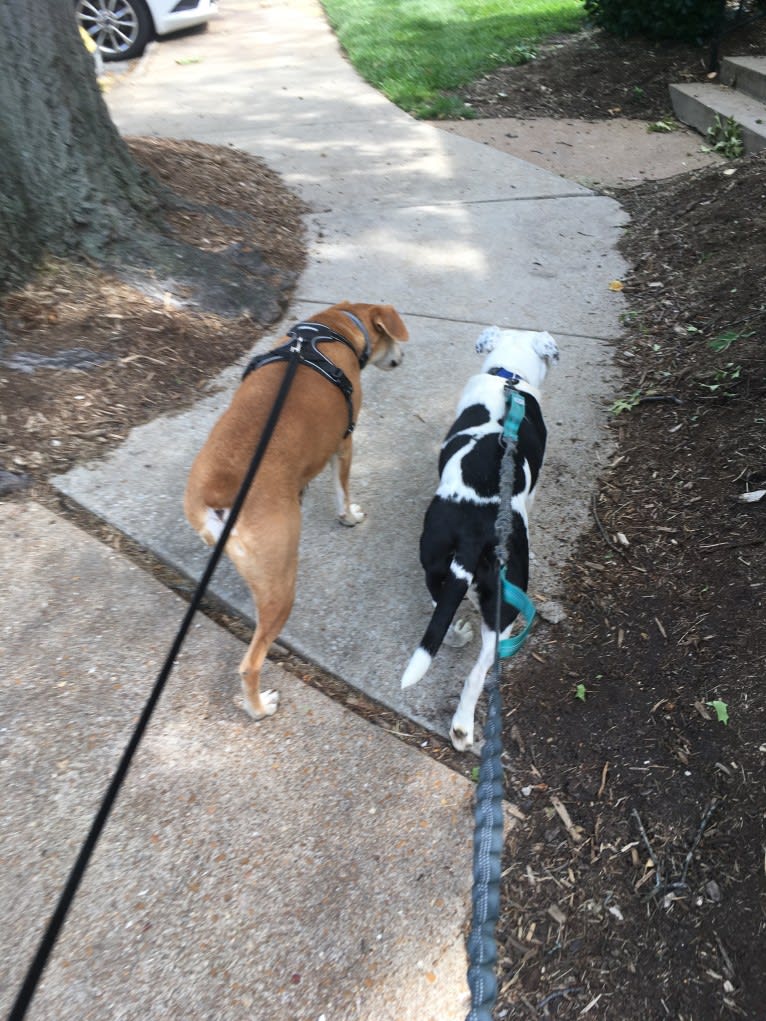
497,572,536,659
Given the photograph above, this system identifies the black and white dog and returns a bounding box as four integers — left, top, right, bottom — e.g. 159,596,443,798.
401,326,559,750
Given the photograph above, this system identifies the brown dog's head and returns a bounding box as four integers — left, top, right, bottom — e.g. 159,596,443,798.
330,301,409,371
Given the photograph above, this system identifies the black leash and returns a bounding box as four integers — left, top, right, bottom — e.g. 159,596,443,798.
6,350,301,1021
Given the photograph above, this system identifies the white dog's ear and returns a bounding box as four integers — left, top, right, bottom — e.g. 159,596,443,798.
533,331,559,366
475,325,501,354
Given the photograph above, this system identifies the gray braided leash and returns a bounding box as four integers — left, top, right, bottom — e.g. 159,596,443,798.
466,669,505,1021
466,390,531,1021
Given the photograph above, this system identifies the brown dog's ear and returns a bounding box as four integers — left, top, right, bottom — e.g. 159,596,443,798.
372,305,409,342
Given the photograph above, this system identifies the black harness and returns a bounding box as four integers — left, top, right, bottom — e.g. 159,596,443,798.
242,314,371,437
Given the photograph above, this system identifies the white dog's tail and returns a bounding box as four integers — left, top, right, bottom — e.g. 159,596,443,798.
400,557,472,689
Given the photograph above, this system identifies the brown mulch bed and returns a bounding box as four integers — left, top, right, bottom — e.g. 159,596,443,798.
0,138,306,483
494,155,766,1019
459,24,766,1021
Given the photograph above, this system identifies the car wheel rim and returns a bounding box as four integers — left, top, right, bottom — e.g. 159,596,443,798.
77,0,140,57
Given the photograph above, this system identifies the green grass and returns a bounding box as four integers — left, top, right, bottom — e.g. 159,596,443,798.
320,0,586,118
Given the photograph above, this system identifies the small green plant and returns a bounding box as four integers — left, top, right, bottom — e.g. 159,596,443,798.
698,362,742,394
508,43,537,66
707,699,729,725
619,310,639,325
420,94,474,120
706,115,744,158
575,683,587,702
471,765,480,782
708,328,753,353
610,389,643,415
647,119,676,133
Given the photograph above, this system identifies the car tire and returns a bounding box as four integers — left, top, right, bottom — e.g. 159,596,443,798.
75,0,154,62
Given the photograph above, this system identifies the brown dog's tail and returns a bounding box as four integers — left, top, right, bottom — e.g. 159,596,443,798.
400,558,472,689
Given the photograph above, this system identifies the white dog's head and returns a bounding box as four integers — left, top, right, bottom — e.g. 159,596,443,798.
475,326,559,389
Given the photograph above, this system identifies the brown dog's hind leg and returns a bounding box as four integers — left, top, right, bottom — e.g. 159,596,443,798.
238,598,292,719
230,509,300,720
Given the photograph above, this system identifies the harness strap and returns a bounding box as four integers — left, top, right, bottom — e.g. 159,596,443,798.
242,321,359,436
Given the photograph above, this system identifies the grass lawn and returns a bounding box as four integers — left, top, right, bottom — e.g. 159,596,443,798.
320,0,586,118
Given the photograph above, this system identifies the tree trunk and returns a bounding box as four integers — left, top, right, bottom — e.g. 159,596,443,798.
0,0,296,322
0,0,158,289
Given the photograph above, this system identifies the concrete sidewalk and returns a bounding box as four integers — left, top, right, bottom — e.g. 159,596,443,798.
2,2,627,1017
0,502,473,1020
55,0,627,737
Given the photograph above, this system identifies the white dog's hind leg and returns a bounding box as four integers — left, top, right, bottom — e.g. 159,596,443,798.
450,622,497,751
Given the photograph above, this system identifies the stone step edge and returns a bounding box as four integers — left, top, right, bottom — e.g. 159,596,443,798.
669,81,766,155
720,55,766,104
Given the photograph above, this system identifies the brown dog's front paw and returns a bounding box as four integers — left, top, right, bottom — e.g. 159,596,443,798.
338,503,365,527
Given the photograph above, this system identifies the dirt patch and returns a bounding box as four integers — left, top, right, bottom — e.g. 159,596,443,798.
459,21,766,122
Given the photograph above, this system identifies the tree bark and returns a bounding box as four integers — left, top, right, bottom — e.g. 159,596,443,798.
0,0,158,289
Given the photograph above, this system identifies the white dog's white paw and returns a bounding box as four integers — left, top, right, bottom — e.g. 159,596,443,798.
444,619,474,648
338,503,366,527
532,331,559,365
475,325,501,354
450,713,474,752
242,688,280,720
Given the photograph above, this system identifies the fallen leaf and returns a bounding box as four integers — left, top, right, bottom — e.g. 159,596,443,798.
707,700,729,725
609,279,624,291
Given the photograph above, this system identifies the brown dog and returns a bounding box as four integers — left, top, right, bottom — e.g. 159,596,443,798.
184,301,409,720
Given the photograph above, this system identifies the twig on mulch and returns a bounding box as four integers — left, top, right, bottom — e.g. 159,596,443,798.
636,394,683,406
632,807,663,893
677,798,718,888
632,799,719,899
590,494,626,557
537,985,584,1011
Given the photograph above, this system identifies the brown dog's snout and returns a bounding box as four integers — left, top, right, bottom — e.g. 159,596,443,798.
386,344,404,370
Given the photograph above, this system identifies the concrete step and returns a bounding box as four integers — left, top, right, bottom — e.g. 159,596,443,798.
669,81,766,154
721,55,766,103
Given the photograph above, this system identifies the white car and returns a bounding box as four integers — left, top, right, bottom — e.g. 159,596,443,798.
75,0,218,62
